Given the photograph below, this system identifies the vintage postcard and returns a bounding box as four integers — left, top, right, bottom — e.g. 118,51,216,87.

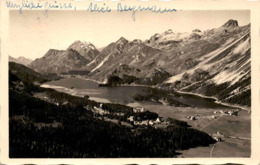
1,0,260,164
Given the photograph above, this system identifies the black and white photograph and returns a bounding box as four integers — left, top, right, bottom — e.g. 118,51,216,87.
6,8,252,159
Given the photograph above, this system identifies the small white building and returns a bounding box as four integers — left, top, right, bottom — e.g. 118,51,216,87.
100,103,103,108
217,131,223,135
228,111,233,116
213,136,222,142
190,116,196,120
155,117,161,124
134,121,141,125
116,112,124,116
148,120,154,125
127,116,134,122
93,106,109,115
133,107,145,113
141,120,148,126
228,110,238,116
43,96,49,100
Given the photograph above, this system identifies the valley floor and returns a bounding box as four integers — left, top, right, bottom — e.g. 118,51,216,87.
138,104,251,157
42,77,251,157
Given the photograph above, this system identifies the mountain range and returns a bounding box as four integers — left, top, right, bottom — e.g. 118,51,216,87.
26,19,250,106
9,56,33,66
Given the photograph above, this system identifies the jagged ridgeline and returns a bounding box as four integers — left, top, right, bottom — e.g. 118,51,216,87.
26,19,250,107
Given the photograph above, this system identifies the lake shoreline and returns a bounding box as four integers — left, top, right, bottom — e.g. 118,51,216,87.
42,76,247,110
83,77,250,111
176,90,250,112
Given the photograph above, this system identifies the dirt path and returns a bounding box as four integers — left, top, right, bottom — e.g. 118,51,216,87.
210,144,216,157
200,116,222,131
228,136,251,141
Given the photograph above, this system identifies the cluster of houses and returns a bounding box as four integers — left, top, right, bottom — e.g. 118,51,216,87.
91,104,124,116
88,105,165,127
127,107,165,126
186,116,196,120
186,114,200,120
127,115,163,126
92,104,110,115
214,110,239,116
133,107,145,113
185,109,239,122
211,131,226,142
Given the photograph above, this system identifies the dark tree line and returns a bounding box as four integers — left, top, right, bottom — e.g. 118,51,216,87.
9,87,215,158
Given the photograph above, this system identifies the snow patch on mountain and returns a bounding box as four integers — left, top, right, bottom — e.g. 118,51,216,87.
161,31,190,42
212,59,250,85
168,32,188,40
233,37,250,55
224,85,250,100
129,54,140,65
166,32,250,84
70,40,96,50
91,53,112,72
87,56,98,66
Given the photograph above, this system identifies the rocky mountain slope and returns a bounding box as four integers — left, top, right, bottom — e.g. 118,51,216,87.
29,41,99,74
166,31,250,106
86,20,249,83
87,37,167,83
68,41,99,61
29,48,91,74
9,56,32,66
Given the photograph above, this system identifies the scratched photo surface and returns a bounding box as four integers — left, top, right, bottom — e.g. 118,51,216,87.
8,10,251,158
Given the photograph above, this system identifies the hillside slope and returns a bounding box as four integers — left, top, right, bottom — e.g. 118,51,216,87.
165,31,250,106
29,49,90,74
9,62,48,83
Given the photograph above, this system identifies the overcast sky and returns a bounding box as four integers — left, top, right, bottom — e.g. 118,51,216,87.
9,10,250,60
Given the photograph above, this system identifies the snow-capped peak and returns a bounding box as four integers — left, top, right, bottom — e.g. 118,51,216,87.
69,40,96,50
148,29,190,44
